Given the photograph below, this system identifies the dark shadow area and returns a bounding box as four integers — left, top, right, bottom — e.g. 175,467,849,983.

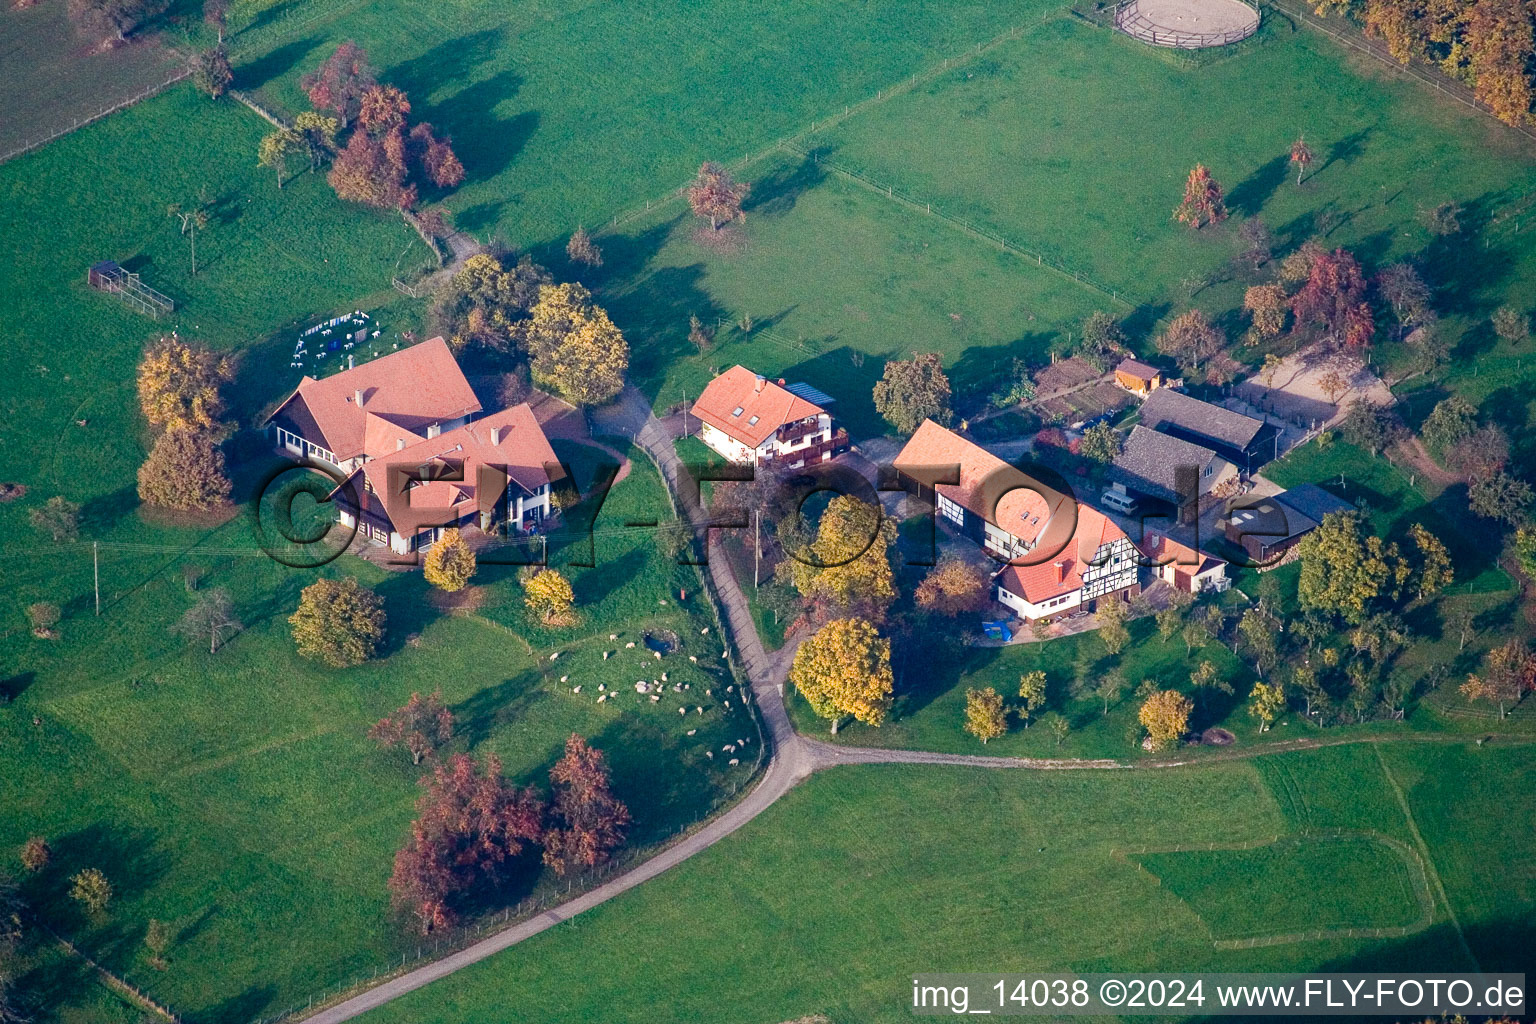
451,669,546,751
232,35,323,91
78,485,138,534
372,572,442,657
0,671,34,703
1227,153,1288,218
200,984,280,1024
742,149,830,218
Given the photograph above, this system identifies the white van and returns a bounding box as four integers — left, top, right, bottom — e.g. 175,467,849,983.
1101,488,1139,515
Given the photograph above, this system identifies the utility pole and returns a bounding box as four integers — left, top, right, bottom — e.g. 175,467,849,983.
93,542,100,615
754,509,760,588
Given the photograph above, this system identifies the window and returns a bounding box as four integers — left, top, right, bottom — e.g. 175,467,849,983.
747,415,759,426
730,406,744,417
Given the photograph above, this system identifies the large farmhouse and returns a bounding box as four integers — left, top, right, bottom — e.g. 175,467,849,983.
690,365,847,467
1109,424,1239,522
1138,387,1279,472
893,420,1138,620
264,338,560,555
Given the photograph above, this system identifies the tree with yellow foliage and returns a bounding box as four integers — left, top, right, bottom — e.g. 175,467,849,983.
964,687,1007,744
1407,523,1453,602
525,568,576,624
423,528,476,592
290,576,386,667
789,495,896,620
789,617,893,733
1245,284,1289,339
1461,639,1536,718
1248,680,1286,732
914,558,988,616
137,335,233,434
523,282,629,406
1017,669,1048,728
1138,689,1193,750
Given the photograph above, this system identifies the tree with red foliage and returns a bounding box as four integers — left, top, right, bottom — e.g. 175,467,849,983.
542,735,630,877
328,127,414,210
687,162,748,231
388,754,545,933
369,690,455,765
358,85,411,136
409,123,466,188
301,41,376,128
1173,164,1227,229
1291,247,1372,346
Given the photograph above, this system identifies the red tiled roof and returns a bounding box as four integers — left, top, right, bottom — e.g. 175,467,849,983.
994,506,1127,605
1137,531,1225,577
266,337,482,460
345,402,561,532
893,420,1072,548
691,365,824,448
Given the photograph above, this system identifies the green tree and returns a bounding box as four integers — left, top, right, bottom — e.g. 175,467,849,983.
1492,306,1529,345
144,918,170,970
1079,422,1122,465
1016,669,1048,728
1421,396,1477,456
1238,608,1279,677
423,528,476,592
872,353,952,434
1189,659,1232,712
167,190,212,276
29,496,80,543
192,45,233,97
1079,311,1124,364
1469,472,1534,526
1044,712,1071,747
1297,510,1408,623
289,576,386,667
1248,680,1286,731
1155,602,1184,644
70,868,112,915
258,127,304,188
1515,525,1536,581
789,618,894,732
963,687,1008,744
1095,595,1130,655
1408,523,1453,601
430,251,549,352
1340,400,1400,456
1094,669,1127,715
294,111,340,168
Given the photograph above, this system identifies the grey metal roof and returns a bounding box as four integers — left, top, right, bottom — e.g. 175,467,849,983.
1274,483,1353,525
1111,425,1217,502
784,381,836,406
1140,388,1265,450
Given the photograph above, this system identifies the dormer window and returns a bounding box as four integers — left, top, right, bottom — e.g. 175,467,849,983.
730,406,744,417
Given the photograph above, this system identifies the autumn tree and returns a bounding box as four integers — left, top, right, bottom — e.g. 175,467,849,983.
872,353,952,434
1515,525,1536,581
1045,713,1071,747
29,496,79,543
1466,0,1535,127
301,41,376,128
1339,399,1401,456
431,251,550,352
1451,424,1511,481
137,429,232,511
1460,639,1536,718
290,576,386,667
1173,164,1227,229
789,617,894,732
1244,283,1289,339
567,225,603,268
423,528,476,592
170,587,240,654
522,282,629,406
294,111,340,168
1139,690,1193,750
358,84,410,136
1377,262,1433,338
1238,217,1273,270
788,495,896,621
686,162,748,230
137,335,232,433
1248,680,1286,731
914,559,989,616
1297,510,1409,623
328,125,412,209
1492,306,1530,345
543,734,630,876
370,690,455,765
525,568,575,624
1292,247,1373,347
957,687,1007,744
20,837,50,873
67,0,166,42
1016,669,1048,728
408,122,465,188
1408,523,1454,601
1317,368,1352,407
27,602,60,638
1289,134,1314,185
1096,593,1130,655
193,45,233,98
389,753,545,933
70,868,112,914
1155,309,1224,375
258,128,303,188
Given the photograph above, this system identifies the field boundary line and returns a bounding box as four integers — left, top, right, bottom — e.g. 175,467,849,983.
1372,743,1481,969
1116,829,1435,948
0,67,193,166
40,922,183,1022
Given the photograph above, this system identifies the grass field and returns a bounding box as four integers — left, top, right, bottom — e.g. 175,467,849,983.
354,741,1534,1024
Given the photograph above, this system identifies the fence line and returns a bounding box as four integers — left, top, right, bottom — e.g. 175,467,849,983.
0,68,193,166
41,923,182,1022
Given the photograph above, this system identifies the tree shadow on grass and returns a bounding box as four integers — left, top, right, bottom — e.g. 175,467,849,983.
743,149,830,219
79,485,138,534
419,73,536,185
1227,153,1289,219
451,669,546,751
232,36,323,92
373,572,442,657
200,984,280,1024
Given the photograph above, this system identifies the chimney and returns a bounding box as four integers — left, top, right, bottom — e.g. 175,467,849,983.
396,438,406,451
427,423,441,439
348,355,355,370
490,426,502,446
754,374,765,393
1055,560,1068,584
354,388,364,407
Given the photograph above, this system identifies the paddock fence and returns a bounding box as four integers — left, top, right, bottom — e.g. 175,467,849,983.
1113,0,1261,48
0,67,193,166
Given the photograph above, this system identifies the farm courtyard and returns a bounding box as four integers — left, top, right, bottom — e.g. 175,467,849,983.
1,0,1534,1021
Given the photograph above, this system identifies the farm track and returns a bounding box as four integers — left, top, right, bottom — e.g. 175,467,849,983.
299,388,1536,1023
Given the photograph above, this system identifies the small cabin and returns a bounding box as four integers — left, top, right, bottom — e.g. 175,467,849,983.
1114,357,1164,397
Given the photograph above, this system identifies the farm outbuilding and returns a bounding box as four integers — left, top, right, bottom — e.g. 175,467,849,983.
87,260,173,318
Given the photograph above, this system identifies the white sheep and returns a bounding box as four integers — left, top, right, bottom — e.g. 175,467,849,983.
729,758,739,766
724,700,731,709
722,650,728,658
701,627,709,635
695,706,704,714
603,651,611,660
560,675,568,683
650,695,660,702
678,707,687,715
661,672,668,682
609,634,618,641
635,682,646,692
598,683,606,691
722,744,735,753
726,685,734,693
684,683,691,690
654,651,662,660
572,686,581,693
706,751,714,759
689,655,698,663
598,694,608,703
686,729,697,736
626,642,636,649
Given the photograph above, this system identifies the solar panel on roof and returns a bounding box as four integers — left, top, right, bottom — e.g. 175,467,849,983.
784,381,835,405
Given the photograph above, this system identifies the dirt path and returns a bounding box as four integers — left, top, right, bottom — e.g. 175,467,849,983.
1389,435,1460,491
